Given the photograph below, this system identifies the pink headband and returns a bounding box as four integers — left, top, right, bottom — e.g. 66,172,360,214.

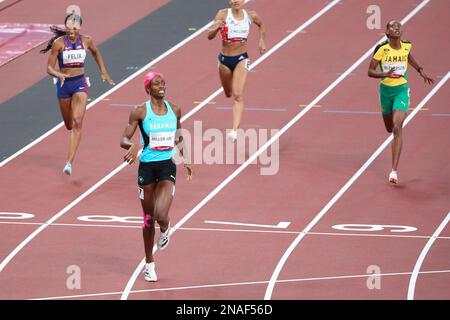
144,71,164,94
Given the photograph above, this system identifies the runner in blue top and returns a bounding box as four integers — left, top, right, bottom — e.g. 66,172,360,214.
42,13,114,175
120,72,193,282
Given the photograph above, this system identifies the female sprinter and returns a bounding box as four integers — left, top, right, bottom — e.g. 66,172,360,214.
368,20,433,184
42,13,115,175
120,72,193,282
208,0,266,142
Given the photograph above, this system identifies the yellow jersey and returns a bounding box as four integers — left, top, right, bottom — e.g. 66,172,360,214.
373,40,412,86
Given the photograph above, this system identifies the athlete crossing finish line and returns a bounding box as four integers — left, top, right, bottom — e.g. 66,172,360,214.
368,20,434,185
208,0,266,142
120,71,193,282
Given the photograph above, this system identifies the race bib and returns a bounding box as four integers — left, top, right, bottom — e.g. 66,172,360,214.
149,131,175,150
383,62,406,76
62,49,86,65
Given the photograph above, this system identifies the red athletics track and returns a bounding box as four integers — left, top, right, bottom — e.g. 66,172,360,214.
0,0,168,104
0,0,449,300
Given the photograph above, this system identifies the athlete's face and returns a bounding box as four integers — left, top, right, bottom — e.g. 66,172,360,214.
386,21,402,39
228,0,245,10
65,19,81,41
149,76,166,98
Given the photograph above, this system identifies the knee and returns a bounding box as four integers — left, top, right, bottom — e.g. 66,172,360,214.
233,92,244,103
64,121,73,131
385,125,393,133
154,211,169,225
143,214,155,229
72,117,83,130
392,124,402,136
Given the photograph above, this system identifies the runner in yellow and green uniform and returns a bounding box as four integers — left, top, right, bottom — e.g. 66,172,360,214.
368,20,434,185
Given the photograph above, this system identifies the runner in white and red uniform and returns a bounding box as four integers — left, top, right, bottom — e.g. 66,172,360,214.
208,0,266,142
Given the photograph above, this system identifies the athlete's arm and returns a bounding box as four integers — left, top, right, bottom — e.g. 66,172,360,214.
46,38,67,86
85,36,115,85
368,58,401,78
208,9,227,40
408,53,434,84
121,105,144,164
249,10,266,54
171,103,193,180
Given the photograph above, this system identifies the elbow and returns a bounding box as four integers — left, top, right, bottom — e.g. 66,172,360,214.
120,138,127,149
46,66,53,76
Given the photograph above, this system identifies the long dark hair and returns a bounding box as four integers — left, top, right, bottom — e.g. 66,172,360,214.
40,13,83,54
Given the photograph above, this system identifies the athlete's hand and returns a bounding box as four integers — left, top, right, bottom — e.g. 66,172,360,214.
184,163,193,181
58,73,67,87
385,67,403,78
101,72,115,85
419,69,434,85
124,143,139,164
212,20,226,31
259,39,266,55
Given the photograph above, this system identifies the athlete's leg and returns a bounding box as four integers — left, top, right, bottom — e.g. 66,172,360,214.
391,109,407,171
58,98,73,130
231,60,248,131
67,92,88,164
140,183,157,263
219,63,233,98
153,180,175,233
382,113,394,133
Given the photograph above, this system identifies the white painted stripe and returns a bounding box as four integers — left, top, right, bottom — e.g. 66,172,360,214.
323,110,380,115
431,113,450,117
0,163,128,273
1,220,450,240
264,0,437,300
216,106,288,112
407,212,450,300
204,220,291,229
120,0,341,300
32,269,450,300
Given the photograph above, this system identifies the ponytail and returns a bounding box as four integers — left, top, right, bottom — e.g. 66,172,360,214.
40,13,83,54
40,25,66,53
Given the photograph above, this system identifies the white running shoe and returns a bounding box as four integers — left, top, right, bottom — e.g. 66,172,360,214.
228,130,237,142
63,162,72,175
157,226,170,251
143,262,157,282
389,170,398,185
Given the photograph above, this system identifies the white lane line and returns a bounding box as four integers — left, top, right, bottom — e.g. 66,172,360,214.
204,220,291,229
263,0,437,300
32,269,450,300
0,0,341,277
120,0,342,300
407,212,450,300
2,220,450,240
